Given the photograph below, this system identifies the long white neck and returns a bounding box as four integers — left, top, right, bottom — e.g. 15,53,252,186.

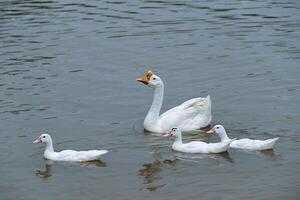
217,130,230,142
44,139,54,153
144,83,164,129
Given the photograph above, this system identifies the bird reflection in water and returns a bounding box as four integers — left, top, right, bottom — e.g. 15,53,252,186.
138,130,179,191
138,161,164,191
35,159,107,179
259,149,278,160
209,151,235,164
173,150,235,165
138,159,179,192
35,159,53,179
79,160,107,168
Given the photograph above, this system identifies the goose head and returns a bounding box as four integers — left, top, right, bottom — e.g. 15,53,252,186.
136,70,163,88
33,133,52,144
163,127,182,138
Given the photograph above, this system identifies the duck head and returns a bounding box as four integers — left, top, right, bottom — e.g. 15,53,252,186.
207,125,230,141
136,70,163,88
33,133,52,144
163,127,182,138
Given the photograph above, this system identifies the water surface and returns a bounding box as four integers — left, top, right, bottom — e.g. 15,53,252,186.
0,0,299,199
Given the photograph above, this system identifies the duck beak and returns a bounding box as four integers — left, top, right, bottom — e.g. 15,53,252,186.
207,128,215,134
136,70,153,85
163,131,172,137
33,137,42,144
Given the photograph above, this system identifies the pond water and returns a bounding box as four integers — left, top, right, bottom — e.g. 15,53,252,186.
0,0,299,199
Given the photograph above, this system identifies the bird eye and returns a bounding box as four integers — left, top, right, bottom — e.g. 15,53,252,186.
153,77,156,80
43,136,46,138
216,127,219,129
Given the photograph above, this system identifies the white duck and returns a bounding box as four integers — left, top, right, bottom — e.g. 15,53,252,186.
33,134,108,162
164,128,232,153
137,70,212,133
207,125,279,150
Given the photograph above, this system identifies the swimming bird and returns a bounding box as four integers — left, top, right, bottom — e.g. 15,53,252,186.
33,134,108,162
207,125,278,150
137,70,212,133
164,128,232,153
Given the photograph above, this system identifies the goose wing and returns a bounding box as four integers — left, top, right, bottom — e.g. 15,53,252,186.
159,95,212,131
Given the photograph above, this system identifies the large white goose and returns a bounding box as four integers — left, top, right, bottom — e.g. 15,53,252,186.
164,128,232,153
33,134,108,162
137,70,212,133
207,125,279,150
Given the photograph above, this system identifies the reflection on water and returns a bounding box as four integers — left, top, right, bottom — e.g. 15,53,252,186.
163,159,178,166
1,0,300,199
173,150,235,165
34,157,107,179
139,131,179,191
79,160,107,167
36,160,52,179
138,161,163,191
138,158,178,192
259,149,278,160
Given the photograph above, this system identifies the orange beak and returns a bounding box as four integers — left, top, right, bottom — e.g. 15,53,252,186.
136,70,154,85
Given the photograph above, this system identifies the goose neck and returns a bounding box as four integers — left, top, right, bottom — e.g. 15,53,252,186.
145,83,164,125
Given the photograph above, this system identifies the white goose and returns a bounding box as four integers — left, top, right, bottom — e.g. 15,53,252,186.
33,134,108,162
207,125,279,151
137,70,212,133
164,128,232,153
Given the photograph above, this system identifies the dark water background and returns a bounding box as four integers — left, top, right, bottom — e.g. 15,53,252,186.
0,0,299,199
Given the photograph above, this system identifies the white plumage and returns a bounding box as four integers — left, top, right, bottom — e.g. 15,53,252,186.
137,70,212,133
207,125,279,151
164,128,233,154
159,96,212,132
33,134,108,162
230,138,279,151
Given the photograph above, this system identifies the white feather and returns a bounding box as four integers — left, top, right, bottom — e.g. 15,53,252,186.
138,71,212,133
34,134,108,162
210,125,279,151
168,128,232,154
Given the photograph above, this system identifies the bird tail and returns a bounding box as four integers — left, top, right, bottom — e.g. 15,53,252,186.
266,137,279,147
97,150,109,156
92,150,109,159
204,95,212,115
